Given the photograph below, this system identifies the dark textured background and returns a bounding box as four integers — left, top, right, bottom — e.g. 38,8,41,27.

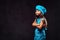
0,0,60,40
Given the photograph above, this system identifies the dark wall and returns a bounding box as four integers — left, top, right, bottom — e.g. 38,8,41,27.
0,0,60,40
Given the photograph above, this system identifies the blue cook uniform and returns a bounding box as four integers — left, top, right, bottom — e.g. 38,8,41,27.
34,5,47,40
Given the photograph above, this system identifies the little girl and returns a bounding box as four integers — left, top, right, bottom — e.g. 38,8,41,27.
32,5,48,40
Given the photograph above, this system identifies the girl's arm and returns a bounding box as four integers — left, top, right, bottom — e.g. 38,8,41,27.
32,19,40,27
36,20,44,29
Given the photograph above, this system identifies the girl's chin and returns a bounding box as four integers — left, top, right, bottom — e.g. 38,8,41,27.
36,14,40,16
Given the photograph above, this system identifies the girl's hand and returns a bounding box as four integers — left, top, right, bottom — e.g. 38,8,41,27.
36,20,44,29
43,24,46,27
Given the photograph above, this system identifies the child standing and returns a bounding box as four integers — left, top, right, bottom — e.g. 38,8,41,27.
32,5,48,40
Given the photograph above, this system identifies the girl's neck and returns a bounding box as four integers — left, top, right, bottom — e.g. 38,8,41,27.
36,14,44,18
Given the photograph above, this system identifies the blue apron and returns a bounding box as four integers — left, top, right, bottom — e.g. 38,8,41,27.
34,18,47,40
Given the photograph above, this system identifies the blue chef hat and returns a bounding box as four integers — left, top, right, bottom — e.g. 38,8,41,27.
36,5,47,15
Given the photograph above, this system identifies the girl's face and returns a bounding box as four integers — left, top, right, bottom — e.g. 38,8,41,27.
35,10,41,16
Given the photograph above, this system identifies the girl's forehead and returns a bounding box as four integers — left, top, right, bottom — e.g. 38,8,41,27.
36,9,38,10
36,10,41,12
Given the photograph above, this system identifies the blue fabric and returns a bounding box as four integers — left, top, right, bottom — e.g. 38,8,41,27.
36,5,47,15
34,18,46,40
